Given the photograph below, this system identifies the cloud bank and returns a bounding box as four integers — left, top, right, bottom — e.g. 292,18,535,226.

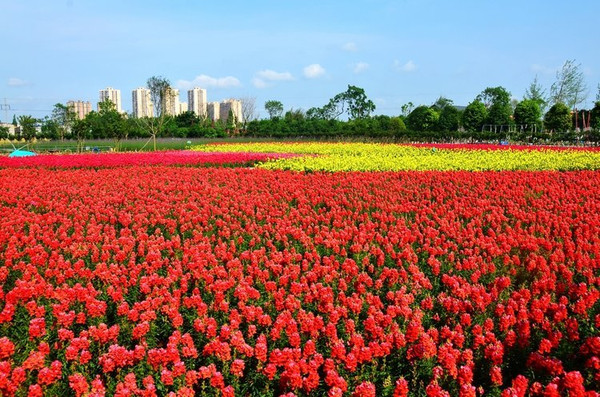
303,64,326,79
176,74,241,90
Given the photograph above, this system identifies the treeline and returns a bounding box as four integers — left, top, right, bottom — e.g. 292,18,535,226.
3,61,600,144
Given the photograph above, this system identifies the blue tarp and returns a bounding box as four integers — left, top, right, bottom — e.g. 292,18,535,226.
8,150,36,157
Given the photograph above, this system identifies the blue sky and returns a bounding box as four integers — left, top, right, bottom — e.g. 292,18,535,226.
2,0,599,121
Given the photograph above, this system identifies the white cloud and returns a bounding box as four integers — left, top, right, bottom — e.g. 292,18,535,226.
353,62,369,74
342,42,357,52
251,69,294,89
7,77,29,87
176,74,241,90
394,60,417,72
256,69,294,81
252,78,268,89
303,64,326,79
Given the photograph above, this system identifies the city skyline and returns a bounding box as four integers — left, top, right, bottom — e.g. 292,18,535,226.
2,0,599,123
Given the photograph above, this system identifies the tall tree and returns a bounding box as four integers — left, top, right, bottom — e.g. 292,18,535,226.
264,100,284,119
524,75,548,113
544,103,571,132
51,103,77,141
550,59,587,109
406,105,439,131
142,76,174,150
431,96,453,111
477,86,512,126
239,97,257,130
437,106,461,132
513,99,542,130
94,99,127,150
462,100,487,132
17,115,38,142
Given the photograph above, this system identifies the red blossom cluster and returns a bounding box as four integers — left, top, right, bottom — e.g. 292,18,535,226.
0,151,293,168
0,167,600,395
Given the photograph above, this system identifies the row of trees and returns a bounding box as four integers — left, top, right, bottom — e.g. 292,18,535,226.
3,61,600,144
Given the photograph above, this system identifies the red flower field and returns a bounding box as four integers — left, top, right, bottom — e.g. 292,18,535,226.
1,165,600,396
0,151,294,168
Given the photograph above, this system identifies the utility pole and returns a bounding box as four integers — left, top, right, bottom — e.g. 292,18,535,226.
0,98,10,123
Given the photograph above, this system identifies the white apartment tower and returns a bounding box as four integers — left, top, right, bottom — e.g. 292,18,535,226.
67,100,92,120
132,88,153,118
188,87,207,117
219,99,243,124
207,102,220,121
99,87,122,113
165,87,180,116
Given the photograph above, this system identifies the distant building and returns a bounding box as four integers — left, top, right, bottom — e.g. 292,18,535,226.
99,87,122,113
179,102,188,114
207,102,220,121
219,99,243,124
165,87,180,116
67,100,92,120
188,87,207,117
132,88,153,118
0,122,16,136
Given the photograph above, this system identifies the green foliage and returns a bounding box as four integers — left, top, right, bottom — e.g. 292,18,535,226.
550,59,587,109
17,115,38,142
513,99,542,129
307,85,375,120
406,106,439,131
437,106,461,132
147,76,172,117
544,103,571,132
524,75,548,113
462,100,487,132
264,100,284,119
478,86,512,126
0,125,9,139
591,101,600,130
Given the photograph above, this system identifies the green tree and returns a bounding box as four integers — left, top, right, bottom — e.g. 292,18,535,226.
51,103,76,141
406,105,439,131
513,99,542,131
94,99,127,150
400,102,414,118
307,85,375,120
17,115,38,142
72,118,91,152
589,101,600,130
0,125,9,139
524,75,548,113
264,100,284,119
437,106,461,132
341,85,375,119
550,59,587,109
431,96,453,111
544,103,571,132
462,100,487,132
142,75,174,150
477,86,512,126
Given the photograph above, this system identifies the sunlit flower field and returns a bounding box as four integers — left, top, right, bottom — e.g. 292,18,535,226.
1,143,600,396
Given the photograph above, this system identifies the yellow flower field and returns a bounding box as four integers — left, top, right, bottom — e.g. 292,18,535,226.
193,142,600,171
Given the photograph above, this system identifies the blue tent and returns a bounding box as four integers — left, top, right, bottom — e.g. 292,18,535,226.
8,150,36,157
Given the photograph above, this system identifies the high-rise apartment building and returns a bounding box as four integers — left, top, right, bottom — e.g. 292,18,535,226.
179,102,188,114
207,102,220,121
164,87,180,116
219,99,243,124
99,87,122,113
132,88,153,118
188,87,207,117
67,100,92,120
